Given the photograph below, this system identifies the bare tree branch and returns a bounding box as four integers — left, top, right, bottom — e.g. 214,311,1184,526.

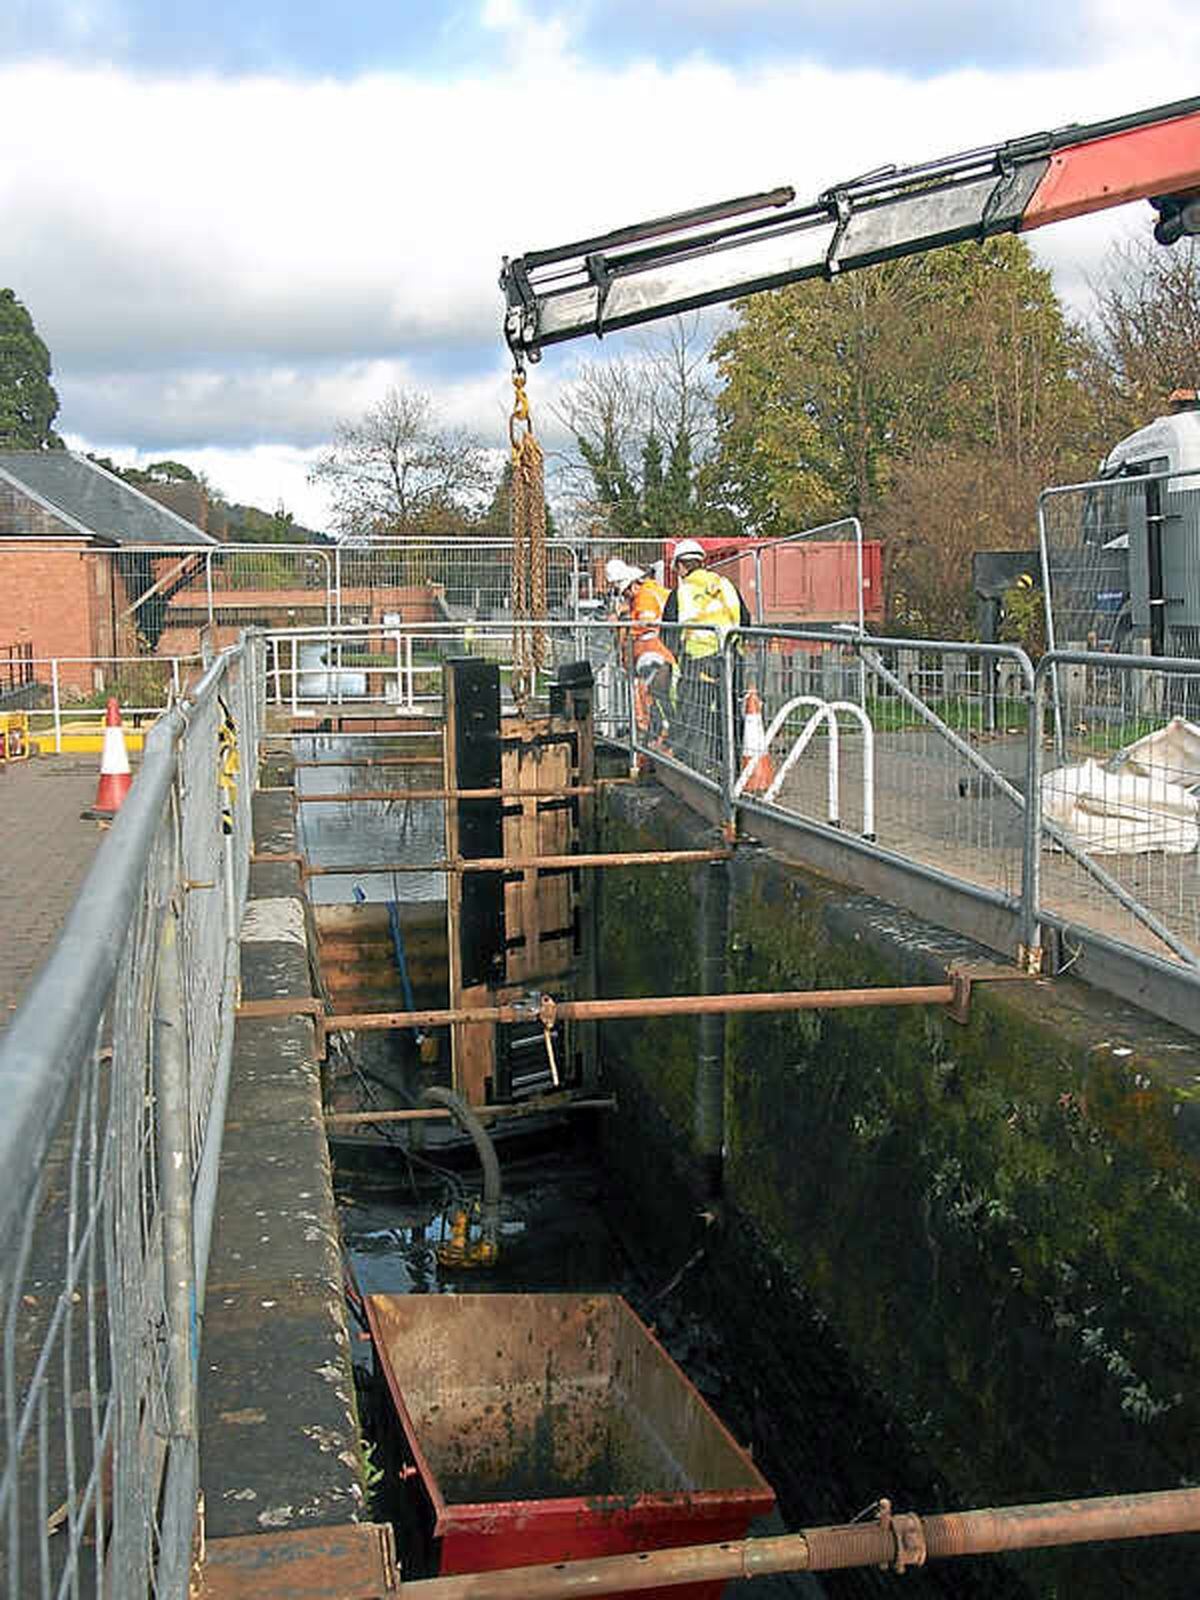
310,386,497,540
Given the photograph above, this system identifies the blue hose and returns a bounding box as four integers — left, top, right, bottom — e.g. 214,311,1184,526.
386,900,417,1017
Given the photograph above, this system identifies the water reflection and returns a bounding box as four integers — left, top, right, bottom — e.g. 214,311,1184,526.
293,733,447,905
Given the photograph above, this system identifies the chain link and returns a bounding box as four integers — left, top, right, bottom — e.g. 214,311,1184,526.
510,371,548,704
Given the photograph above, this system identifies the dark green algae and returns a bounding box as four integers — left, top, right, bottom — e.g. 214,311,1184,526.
594,780,1200,1598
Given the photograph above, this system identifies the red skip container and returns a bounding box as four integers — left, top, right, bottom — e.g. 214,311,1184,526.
366,1292,775,1599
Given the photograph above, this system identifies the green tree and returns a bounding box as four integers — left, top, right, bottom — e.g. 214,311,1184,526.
662,423,695,532
144,459,199,483
576,402,641,537
228,502,296,543
709,258,935,533
478,457,556,540
0,288,62,449
641,429,664,528
556,316,718,541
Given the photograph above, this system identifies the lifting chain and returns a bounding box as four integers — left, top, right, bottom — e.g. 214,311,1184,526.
509,369,548,706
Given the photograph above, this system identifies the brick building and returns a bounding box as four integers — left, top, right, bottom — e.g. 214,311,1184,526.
0,452,214,693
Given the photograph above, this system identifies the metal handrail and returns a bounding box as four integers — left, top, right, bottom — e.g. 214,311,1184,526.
0,634,263,1598
0,707,181,1249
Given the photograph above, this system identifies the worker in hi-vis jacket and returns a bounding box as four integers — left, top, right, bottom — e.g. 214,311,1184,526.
662,539,751,768
605,558,674,756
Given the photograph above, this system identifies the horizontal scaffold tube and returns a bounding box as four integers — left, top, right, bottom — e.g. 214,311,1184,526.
394,1486,1200,1597
324,982,957,1033
299,848,731,876
324,1095,615,1126
294,785,602,802
292,760,635,779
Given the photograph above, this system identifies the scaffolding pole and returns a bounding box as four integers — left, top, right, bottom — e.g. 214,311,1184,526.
393,1486,1200,1596
324,982,958,1034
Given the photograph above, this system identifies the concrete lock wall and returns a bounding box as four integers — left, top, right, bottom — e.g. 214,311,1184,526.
594,780,1200,1599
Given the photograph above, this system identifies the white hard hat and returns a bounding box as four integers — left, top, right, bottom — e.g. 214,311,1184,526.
672,538,705,565
605,558,644,591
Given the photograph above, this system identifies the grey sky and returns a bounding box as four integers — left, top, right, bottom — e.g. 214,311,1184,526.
2,0,1195,522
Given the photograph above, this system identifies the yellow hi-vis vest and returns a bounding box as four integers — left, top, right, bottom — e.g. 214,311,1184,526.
676,567,741,659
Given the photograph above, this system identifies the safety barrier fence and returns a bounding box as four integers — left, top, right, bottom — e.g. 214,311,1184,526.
4,525,880,669
0,655,207,751
5,525,883,741
4,614,1200,1598
256,614,1200,1019
1038,469,1200,665
709,516,874,630
708,629,1200,1021
0,634,264,1599
258,618,639,742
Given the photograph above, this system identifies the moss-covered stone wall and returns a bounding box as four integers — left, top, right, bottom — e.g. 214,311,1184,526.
596,781,1200,1598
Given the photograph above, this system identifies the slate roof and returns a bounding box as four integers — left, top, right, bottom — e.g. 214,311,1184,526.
0,451,215,547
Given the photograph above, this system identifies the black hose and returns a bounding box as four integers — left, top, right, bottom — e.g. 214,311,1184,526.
418,1085,502,1248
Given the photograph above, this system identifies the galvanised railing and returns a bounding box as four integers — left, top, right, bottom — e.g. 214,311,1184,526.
725,628,1200,1027
256,612,1200,1030
0,655,207,753
0,634,264,1599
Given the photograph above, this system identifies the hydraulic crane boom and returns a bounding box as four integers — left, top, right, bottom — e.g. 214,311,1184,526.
501,95,1200,363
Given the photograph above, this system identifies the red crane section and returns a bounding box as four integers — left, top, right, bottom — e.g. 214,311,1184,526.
1021,103,1200,230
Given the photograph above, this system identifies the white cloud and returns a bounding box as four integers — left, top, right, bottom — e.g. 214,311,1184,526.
480,0,524,29
6,31,1198,520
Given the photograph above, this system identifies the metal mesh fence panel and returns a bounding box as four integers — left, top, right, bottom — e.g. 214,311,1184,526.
709,517,876,632
335,540,579,628
659,628,728,787
547,620,635,744
1040,479,1155,656
178,688,227,1163
1034,652,1200,969
1039,472,1200,662
3,1016,119,1600
734,631,1032,905
0,638,261,1600
0,798,176,1600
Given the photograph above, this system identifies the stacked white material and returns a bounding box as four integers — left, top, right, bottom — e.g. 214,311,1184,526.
1041,718,1200,855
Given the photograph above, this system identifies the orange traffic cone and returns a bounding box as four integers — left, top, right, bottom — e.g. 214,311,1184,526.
739,685,775,794
82,698,133,820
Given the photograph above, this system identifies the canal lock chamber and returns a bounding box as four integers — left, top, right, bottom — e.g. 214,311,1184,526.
287,669,1200,1599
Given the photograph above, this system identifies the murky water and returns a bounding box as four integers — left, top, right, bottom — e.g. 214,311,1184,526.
292,732,447,905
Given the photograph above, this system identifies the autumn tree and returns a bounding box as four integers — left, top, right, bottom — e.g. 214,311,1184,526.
876,241,1107,634
710,237,1106,631
709,259,928,533
310,387,497,540
1086,238,1200,432
0,289,62,449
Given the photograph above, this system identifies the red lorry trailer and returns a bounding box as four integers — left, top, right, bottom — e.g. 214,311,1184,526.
662,534,885,630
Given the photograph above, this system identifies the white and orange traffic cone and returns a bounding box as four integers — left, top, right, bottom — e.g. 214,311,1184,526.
739,685,775,794
82,698,132,820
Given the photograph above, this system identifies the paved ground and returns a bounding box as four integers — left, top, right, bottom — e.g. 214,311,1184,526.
775,730,1200,963
0,756,108,1031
